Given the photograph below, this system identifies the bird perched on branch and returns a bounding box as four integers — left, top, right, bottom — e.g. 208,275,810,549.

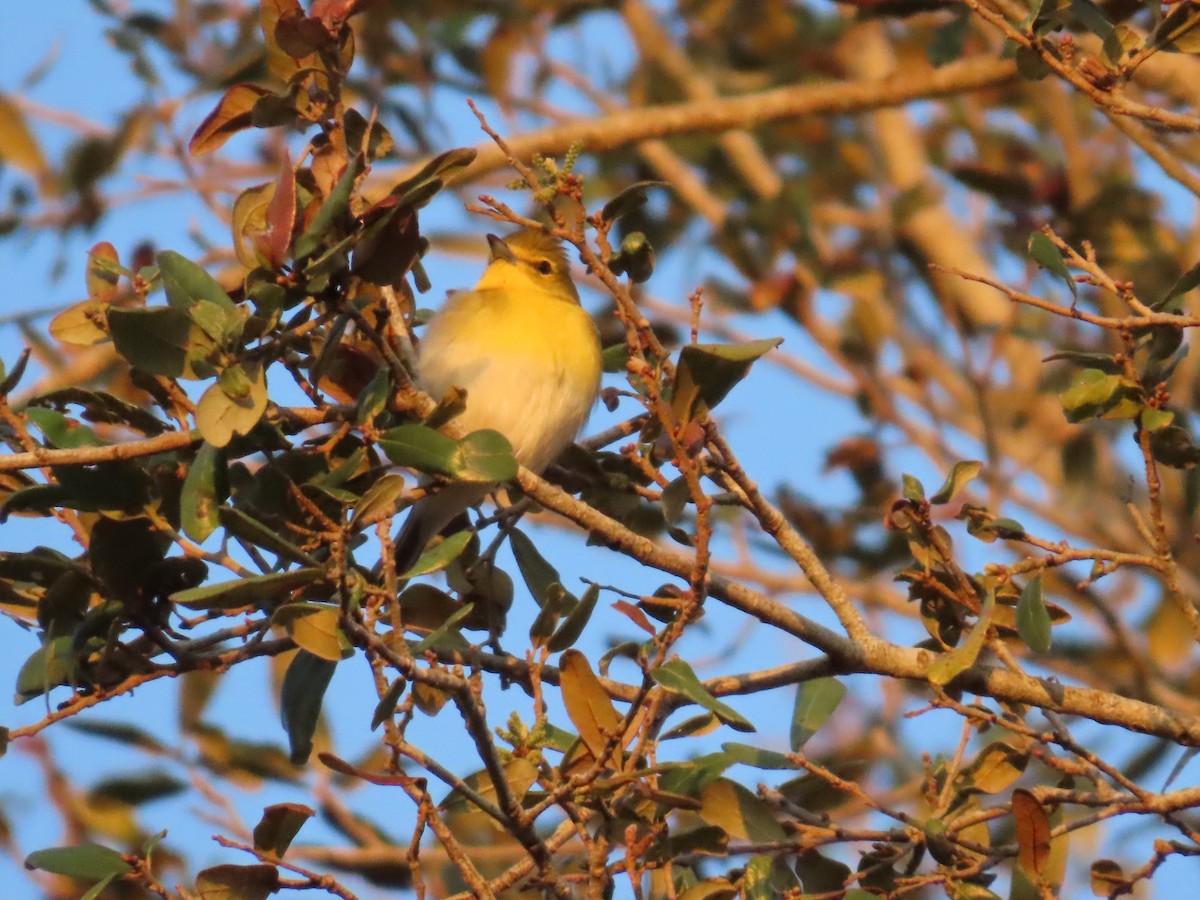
393,227,603,573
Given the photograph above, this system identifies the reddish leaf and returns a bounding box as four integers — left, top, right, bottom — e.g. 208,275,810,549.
612,600,656,635
275,9,332,59
260,154,296,268
189,84,273,156
312,0,360,25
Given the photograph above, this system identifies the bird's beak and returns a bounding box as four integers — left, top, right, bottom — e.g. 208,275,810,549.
487,234,516,263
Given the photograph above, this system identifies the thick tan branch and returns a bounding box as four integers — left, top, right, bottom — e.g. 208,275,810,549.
428,57,1017,186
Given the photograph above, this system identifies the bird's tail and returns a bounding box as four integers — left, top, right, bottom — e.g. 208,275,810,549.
393,482,491,575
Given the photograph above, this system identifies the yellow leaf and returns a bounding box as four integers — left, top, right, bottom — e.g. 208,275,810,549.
559,649,623,766
0,94,47,178
49,300,109,347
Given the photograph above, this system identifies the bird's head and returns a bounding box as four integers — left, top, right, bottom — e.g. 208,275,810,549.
475,228,580,304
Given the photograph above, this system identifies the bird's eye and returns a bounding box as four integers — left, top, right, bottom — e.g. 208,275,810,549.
534,259,554,275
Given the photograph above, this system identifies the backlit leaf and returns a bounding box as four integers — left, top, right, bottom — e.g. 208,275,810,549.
171,568,323,610
189,84,274,156
1028,232,1076,296
790,677,846,750
401,530,472,579
24,843,132,880
560,649,624,764
1012,788,1051,879
928,589,995,685
652,659,754,732
456,429,518,482
930,460,982,504
672,338,782,422
1016,574,1052,653
181,442,226,543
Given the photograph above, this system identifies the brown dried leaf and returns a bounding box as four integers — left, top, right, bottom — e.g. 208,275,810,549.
1011,788,1051,879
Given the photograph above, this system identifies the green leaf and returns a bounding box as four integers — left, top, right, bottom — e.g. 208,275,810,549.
371,677,407,730
790,677,847,750
1069,0,1113,39
901,473,925,501
79,873,119,900
25,407,104,449
15,635,76,704
31,388,169,435
601,343,629,373
928,588,995,685
509,529,563,608
1150,425,1200,469
90,771,186,805
379,423,460,477
64,719,166,753
0,347,31,395
1157,258,1200,309
24,843,133,880
252,802,314,858
1060,368,1140,422
1016,575,1052,653
610,231,656,283
181,442,226,543
411,602,475,654
456,429,518,482
600,180,665,223
355,364,391,427
280,650,336,765
927,10,970,66
1014,45,1051,80
194,863,281,900
721,742,799,770
107,306,202,378
349,473,407,530
158,250,236,312
195,363,268,448
170,568,324,610
391,147,476,201
1149,1,1200,53
652,659,755,733
401,530,472,579
742,854,799,899
672,338,782,422
1142,408,1175,432
217,506,318,566
930,460,982,505
529,584,568,646
1027,232,1076,296
294,156,360,260
547,583,601,652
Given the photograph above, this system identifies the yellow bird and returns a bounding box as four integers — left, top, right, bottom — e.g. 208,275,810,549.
394,228,603,572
